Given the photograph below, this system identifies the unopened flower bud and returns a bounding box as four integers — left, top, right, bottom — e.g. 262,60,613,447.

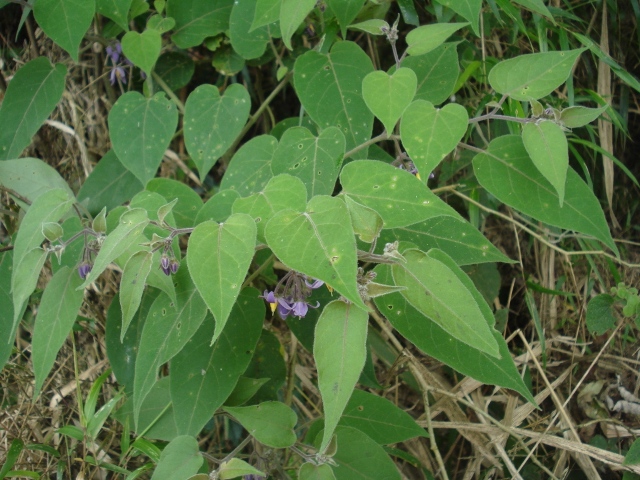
78,262,92,280
170,258,179,274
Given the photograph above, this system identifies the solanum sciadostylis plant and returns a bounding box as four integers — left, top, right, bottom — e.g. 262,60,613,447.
0,0,629,477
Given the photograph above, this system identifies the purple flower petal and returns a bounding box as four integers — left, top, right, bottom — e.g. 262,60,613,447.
305,278,324,289
292,301,309,318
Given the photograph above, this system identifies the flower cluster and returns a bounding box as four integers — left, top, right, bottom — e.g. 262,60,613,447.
160,253,179,276
106,42,132,86
260,271,324,320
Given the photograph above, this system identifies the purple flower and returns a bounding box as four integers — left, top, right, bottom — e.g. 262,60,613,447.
78,262,92,280
305,278,324,289
106,42,122,63
110,66,127,85
260,273,324,319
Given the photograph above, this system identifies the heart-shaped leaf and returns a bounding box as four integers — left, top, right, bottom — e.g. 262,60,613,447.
401,100,468,177
362,68,417,135
230,0,272,60
399,43,459,105
272,127,346,198
250,0,280,31
167,0,233,48
433,0,481,35
96,0,133,31
109,92,178,185
121,29,162,75
522,120,569,206
280,0,316,50
150,436,203,480
326,0,366,38
406,22,468,56
184,84,251,182
224,401,297,448
265,196,365,309
186,213,257,345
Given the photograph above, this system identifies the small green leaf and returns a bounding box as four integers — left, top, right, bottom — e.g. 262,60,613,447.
624,438,640,466
109,92,178,185
488,49,586,101
121,29,162,75
280,0,315,49
0,439,24,479
392,249,500,358
33,0,95,62
406,22,468,56
340,160,459,228
155,52,195,91
433,0,481,35
559,105,608,128
265,196,365,309
224,401,297,448
511,0,554,20
218,458,266,480
92,207,107,234
186,214,257,345
168,0,233,48
230,0,272,60
96,0,133,31
146,14,175,34
362,68,417,135
344,196,383,244
250,0,281,31
315,301,368,453
184,84,251,182
400,42,459,105
299,463,336,480
150,436,203,480
326,0,365,38
522,120,569,206
42,222,63,242
119,251,154,341
348,19,388,35
156,198,178,226
0,58,67,160
272,127,346,198
221,135,277,196
586,294,616,336
400,99,468,178
32,267,84,397
147,178,203,229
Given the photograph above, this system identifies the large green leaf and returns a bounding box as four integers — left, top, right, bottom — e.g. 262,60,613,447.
11,249,46,329
378,215,512,265
251,0,281,31
434,0,481,34
392,249,500,358
272,127,345,198
230,0,272,60
221,135,277,196
280,0,315,49
294,42,374,158
522,120,568,206
184,84,251,182
339,390,427,444
0,158,73,205
96,0,133,31
170,288,264,435
488,49,586,101
150,436,203,480
0,58,66,160
186,214,257,345
472,135,616,253
400,99,468,178
326,0,365,38
32,267,84,397
314,301,368,453
362,68,417,135
340,160,459,228
121,29,161,76
401,43,459,105
133,266,208,426
224,402,297,447
406,23,468,56
167,0,234,48
232,174,307,243
119,251,154,341
33,0,95,62
374,264,535,403
108,92,178,185
265,196,365,309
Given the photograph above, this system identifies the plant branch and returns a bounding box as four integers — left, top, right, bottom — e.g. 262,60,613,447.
344,132,391,159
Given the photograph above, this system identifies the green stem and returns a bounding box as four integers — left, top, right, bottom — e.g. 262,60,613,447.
152,71,185,115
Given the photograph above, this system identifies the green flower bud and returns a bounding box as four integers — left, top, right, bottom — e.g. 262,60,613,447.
42,222,63,242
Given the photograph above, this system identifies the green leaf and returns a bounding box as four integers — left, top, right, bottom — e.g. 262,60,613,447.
0,439,24,479
147,14,175,34
224,401,297,447
472,135,617,253
511,0,554,20
314,300,368,453
294,42,374,158
77,151,143,216
400,99,468,177
224,377,270,407
522,120,568,206
218,458,266,480
184,84,251,182
170,288,264,435
329,426,401,479
78,209,150,289
406,22,468,56
167,0,233,48
150,436,203,480
155,52,195,91
250,0,281,31
243,330,287,403
33,0,95,62
0,58,66,160
344,196,383,244
0,251,21,370
624,438,640,466
119,251,154,341
433,0,481,35
339,390,427,444
186,214,257,345
230,0,272,60
0,158,73,206
488,49,586,101
559,105,608,128
32,267,84,397
11,249,47,328
221,135,277,196
392,249,500,358
265,196,365,309
195,190,241,224
280,0,315,49
586,294,616,336
147,178,203,229
348,19,388,35
299,463,336,480
374,265,535,403
379,216,513,266
340,160,459,228
362,68,417,135
121,29,162,75
96,0,133,31
272,127,345,198
232,174,307,243
109,92,179,185
326,0,365,38
133,266,208,426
